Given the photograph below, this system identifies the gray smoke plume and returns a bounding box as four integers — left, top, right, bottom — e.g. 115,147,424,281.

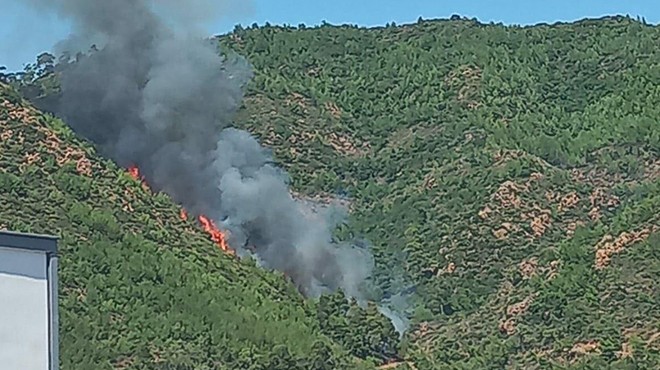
25,0,374,299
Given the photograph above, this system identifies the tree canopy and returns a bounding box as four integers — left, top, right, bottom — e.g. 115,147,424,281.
2,15,659,369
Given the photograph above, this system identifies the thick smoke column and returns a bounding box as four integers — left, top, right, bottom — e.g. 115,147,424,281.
28,0,374,298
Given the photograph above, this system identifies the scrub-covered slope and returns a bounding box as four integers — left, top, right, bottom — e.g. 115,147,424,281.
0,82,377,370
5,14,660,370
217,16,659,368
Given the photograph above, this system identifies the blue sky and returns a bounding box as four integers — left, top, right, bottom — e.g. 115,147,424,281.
1,0,658,71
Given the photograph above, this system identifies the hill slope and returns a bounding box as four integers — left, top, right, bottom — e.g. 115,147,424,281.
216,16,660,368
4,14,660,370
0,83,382,369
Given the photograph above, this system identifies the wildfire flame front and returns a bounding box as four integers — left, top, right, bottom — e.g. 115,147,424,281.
127,165,234,255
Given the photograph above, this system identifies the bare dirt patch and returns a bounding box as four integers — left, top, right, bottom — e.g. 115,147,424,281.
594,227,657,269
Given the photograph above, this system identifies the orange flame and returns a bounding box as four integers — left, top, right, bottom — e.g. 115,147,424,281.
198,215,233,255
128,165,142,181
127,165,233,255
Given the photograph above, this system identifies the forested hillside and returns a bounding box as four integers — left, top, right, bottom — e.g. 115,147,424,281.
218,15,660,369
3,14,660,370
0,82,392,369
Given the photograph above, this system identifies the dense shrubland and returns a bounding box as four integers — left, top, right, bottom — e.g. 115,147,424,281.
2,15,659,369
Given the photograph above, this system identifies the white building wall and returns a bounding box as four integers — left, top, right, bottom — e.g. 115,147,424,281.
0,246,50,370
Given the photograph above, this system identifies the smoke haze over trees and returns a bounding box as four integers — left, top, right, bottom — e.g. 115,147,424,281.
5,8,659,369
22,0,377,300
